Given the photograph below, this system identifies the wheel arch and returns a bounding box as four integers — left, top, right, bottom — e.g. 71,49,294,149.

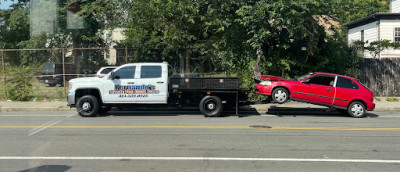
348,99,367,109
272,86,291,96
75,88,103,104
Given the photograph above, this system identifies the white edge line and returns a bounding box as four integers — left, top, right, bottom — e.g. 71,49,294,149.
0,157,399,163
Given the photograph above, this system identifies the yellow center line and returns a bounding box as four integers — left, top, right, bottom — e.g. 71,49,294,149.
0,126,400,131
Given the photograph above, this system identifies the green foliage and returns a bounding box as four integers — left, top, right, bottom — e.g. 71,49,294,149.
386,97,399,102
5,66,33,101
363,40,400,58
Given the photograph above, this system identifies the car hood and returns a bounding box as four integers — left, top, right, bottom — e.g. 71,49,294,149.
260,75,289,81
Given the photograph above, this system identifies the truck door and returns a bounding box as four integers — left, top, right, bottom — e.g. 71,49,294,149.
102,65,138,103
134,65,168,104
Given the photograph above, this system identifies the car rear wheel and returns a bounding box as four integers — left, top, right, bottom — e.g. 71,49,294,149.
347,101,366,118
199,96,223,117
272,88,289,104
77,95,99,117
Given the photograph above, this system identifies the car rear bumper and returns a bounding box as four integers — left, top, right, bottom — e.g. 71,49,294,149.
367,101,375,111
67,92,76,107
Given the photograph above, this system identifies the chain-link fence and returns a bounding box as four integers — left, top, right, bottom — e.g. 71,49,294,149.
0,47,134,101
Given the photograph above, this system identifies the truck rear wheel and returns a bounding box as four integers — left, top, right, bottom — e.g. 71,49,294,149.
77,95,99,117
199,96,223,117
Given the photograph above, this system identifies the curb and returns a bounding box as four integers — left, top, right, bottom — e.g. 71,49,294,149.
0,107,75,112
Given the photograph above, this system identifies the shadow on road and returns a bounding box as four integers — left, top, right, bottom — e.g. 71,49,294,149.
99,107,260,118
266,106,379,118
18,165,71,172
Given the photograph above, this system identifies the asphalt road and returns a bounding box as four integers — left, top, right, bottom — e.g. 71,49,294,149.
0,109,400,172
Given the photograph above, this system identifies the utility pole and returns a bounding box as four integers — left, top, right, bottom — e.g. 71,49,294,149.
62,48,66,97
1,44,7,100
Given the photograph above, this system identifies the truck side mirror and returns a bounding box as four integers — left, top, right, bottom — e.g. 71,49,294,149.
110,71,115,80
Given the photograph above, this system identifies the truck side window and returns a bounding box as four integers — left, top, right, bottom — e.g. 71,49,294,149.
114,66,136,79
337,77,359,89
308,75,335,86
141,66,161,78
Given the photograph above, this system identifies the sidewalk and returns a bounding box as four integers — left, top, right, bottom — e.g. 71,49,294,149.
0,100,399,112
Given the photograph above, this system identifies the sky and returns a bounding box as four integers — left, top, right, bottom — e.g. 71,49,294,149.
0,0,16,10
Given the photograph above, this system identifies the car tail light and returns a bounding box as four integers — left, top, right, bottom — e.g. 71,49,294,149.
96,75,100,77
52,74,56,78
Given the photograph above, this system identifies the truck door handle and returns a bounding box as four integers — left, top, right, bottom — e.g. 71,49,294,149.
327,89,332,91
157,81,164,84
128,82,135,84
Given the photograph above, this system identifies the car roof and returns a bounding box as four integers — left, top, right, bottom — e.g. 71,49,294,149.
313,72,355,80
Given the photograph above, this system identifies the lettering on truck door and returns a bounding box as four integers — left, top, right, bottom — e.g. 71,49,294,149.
103,65,139,103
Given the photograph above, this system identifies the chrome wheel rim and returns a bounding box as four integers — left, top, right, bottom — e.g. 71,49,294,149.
351,103,364,116
274,90,287,102
205,99,216,111
82,102,92,112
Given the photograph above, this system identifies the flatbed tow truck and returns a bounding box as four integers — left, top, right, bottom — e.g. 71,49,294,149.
67,62,249,117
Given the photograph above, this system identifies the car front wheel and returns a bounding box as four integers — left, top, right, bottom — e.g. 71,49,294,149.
272,88,289,104
348,101,366,118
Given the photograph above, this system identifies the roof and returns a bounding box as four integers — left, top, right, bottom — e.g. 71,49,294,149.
312,15,340,35
314,72,355,79
345,13,400,29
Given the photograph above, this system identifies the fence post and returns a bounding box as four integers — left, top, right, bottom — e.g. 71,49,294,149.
125,46,128,64
1,47,6,100
62,48,66,97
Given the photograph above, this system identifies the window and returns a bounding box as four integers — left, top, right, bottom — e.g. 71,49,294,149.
307,75,335,86
337,77,359,89
395,28,400,43
100,68,115,74
361,30,365,42
141,66,162,78
114,66,136,79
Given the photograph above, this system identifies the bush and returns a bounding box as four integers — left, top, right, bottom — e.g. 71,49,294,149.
5,66,33,101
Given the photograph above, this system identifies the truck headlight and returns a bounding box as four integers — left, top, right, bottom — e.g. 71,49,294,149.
260,80,272,86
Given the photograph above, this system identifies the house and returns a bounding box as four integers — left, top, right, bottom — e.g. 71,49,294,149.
346,0,400,58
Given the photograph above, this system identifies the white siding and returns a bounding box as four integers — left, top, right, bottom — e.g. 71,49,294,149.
348,21,379,58
380,19,400,58
391,0,400,13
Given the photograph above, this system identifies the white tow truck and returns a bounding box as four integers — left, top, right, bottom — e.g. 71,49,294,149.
67,62,249,117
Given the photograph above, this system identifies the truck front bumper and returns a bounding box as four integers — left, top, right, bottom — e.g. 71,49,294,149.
67,92,76,107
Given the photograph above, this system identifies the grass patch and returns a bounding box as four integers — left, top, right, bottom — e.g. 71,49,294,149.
386,97,399,102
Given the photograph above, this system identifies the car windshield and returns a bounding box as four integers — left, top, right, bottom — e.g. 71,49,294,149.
294,73,313,81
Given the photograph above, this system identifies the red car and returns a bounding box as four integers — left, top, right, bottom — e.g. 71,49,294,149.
255,72,375,118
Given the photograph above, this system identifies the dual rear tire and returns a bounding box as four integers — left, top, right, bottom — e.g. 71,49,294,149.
199,96,223,117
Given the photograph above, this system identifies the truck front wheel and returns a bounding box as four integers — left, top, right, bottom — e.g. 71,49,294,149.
77,95,99,117
199,96,223,117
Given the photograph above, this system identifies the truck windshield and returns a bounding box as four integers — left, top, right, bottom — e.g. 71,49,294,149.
294,73,313,81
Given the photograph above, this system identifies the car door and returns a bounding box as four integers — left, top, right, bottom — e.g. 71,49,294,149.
102,65,138,103
333,76,360,108
134,64,168,104
295,74,336,105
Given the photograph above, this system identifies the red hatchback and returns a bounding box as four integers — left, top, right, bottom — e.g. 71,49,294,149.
255,72,375,118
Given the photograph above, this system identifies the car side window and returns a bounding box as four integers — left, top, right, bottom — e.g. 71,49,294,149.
141,66,162,78
307,75,335,86
337,77,359,89
114,66,136,79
